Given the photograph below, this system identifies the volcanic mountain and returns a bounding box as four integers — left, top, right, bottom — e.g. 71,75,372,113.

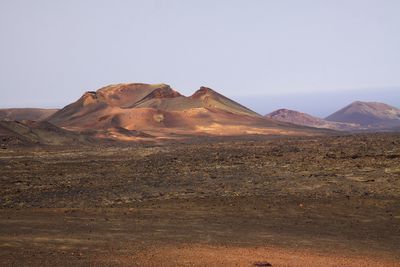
0,108,58,121
48,83,323,140
266,109,360,131
325,101,400,129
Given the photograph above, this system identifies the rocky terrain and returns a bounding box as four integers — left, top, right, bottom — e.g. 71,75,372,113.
0,133,399,266
1,84,400,266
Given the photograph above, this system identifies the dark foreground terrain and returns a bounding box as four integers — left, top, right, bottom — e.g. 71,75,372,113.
1,134,400,266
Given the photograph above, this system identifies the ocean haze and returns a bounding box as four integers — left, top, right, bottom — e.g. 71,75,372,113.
0,0,399,115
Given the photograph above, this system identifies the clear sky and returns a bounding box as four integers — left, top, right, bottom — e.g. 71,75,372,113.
0,0,399,116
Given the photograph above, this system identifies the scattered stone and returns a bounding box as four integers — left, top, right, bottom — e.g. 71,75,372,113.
325,152,336,159
346,176,375,182
253,261,272,266
385,168,400,174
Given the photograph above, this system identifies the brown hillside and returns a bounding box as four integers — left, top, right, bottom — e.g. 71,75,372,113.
0,120,92,147
266,109,361,131
48,83,327,140
326,101,400,129
0,108,58,121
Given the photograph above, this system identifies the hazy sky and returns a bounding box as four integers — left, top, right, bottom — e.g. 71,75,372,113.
0,0,399,116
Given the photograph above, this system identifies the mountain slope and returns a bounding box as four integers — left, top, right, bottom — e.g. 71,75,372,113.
266,109,360,131
48,83,324,139
0,120,92,147
326,101,400,128
0,108,58,121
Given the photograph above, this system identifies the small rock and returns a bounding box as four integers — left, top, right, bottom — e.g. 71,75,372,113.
325,152,336,159
385,168,400,174
253,262,272,266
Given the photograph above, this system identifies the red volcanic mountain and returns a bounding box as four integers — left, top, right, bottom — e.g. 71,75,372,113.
0,108,58,121
325,101,400,129
48,83,322,140
266,109,360,131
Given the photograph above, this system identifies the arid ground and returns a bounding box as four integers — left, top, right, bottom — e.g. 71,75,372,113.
1,134,400,266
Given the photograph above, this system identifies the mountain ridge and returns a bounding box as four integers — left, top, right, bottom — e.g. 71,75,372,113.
266,109,360,131
47,83,323,140
267,101,400,131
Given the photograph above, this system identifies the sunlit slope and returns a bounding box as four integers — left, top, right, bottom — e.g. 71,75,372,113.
48,83,326,139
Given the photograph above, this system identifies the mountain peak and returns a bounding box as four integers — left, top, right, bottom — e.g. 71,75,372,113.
267,109,321,125
191,86,219,98
269,109,302,116
97,83,167,93
142,86,182,99
78,83,179,108
81,91,99,106
326,101,400,127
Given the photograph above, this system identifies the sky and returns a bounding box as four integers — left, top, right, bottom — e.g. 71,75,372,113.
0,0,399,117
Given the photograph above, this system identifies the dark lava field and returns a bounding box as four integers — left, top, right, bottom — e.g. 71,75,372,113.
1,133,400,266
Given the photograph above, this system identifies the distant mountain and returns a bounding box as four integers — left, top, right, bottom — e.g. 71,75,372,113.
0,108,58,121
0,120,92,147
48,83,323,140
265,109,360,131
325,101,400,129
267,101,400,132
